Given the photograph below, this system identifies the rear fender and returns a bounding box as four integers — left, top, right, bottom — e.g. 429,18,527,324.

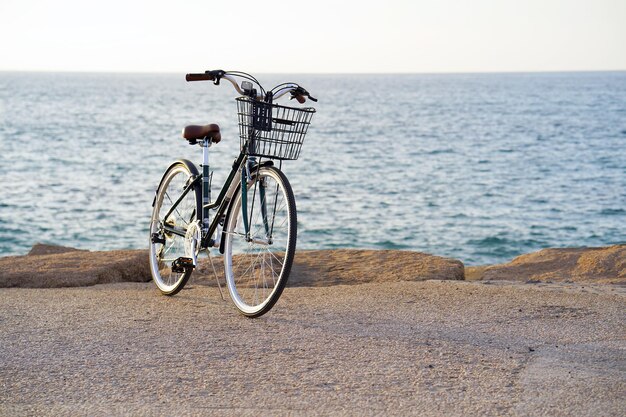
151,159,200,207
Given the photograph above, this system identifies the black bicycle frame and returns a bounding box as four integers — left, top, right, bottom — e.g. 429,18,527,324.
161,150,245,242
160,144,274,250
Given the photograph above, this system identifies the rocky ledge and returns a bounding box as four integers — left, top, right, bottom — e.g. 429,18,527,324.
0,245,151,288
0,243,624,288
0,244,463,288
466,244,626,284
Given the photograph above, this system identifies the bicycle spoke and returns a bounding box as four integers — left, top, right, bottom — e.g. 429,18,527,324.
165,187,191,227
266,250,285,268
263,250,279,286
233,249,260,279
233,254,255,278
161,240,177,258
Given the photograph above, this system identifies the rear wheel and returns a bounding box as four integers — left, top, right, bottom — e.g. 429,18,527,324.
149,162,200,295
223,166,296,317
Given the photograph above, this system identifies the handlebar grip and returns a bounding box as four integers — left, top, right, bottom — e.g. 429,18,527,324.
186,73,215,82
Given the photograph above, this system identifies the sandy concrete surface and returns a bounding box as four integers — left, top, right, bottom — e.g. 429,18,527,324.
1,280,624,416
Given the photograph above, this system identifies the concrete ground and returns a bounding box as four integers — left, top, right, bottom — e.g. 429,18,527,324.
1,280,625,416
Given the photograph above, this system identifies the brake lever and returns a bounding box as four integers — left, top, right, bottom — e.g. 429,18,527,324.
290,86,317,103
206,69,225,85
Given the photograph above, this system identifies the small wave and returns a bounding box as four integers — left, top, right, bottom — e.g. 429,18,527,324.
427,148,455,155
302,228,333,236
468,236,511,247
373,240,412,250
0,235,21,244
468,236,547,249
600,208,625,215
467,236,550,263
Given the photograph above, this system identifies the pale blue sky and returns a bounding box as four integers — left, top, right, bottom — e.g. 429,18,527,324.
0,0,624,73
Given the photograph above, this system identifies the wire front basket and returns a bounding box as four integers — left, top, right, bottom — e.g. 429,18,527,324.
236,97,316,160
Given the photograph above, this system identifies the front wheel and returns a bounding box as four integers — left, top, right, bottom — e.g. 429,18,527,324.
223,166,297,317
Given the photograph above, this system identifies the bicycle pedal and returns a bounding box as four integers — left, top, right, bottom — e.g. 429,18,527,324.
151,233,166,245
171,257,195,273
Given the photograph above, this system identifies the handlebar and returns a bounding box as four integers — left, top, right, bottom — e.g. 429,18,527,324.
185,73,214,82
185,69,317,104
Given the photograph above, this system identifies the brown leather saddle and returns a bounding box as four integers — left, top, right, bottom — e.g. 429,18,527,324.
181,123,221,143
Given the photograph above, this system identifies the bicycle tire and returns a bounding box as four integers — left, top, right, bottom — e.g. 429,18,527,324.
223,166,297,317
149,160,201,295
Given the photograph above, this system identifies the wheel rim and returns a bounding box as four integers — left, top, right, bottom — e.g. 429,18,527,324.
224,169,293,315
149,166,197,293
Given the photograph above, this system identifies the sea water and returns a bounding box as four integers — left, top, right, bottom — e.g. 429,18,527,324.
0,72,624,265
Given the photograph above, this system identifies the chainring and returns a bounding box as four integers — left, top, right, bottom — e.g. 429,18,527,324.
184,221,201,258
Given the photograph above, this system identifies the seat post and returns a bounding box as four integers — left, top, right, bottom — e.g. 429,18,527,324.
201,138,211,227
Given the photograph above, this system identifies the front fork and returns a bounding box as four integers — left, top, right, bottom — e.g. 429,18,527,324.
241,162,250,237
240,158,271,242
259,177,270,237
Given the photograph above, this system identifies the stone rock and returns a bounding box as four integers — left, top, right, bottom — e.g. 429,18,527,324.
287,249,465,286
466,245,626,284
1,247,464,289
0,247,151,288
27,243,86,256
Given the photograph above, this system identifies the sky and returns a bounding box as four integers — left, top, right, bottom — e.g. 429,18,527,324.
0,0,624,73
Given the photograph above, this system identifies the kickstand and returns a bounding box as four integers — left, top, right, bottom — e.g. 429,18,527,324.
206,249,226,301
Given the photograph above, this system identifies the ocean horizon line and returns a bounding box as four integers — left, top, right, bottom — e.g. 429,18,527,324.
1,69,625,77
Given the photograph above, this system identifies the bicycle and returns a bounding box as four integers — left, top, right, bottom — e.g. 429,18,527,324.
149,70,316,317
